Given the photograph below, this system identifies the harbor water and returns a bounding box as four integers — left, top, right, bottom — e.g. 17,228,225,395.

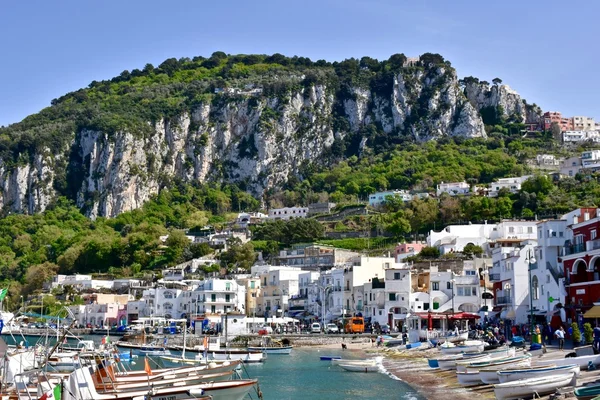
244,348,424,399
2,333,424,399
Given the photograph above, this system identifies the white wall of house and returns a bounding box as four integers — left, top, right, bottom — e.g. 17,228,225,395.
428,224,496,254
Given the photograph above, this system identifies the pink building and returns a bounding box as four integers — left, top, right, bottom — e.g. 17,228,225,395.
395,242,425,262
543,111,574,132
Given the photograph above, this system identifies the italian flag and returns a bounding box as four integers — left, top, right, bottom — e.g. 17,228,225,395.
39,385,61,400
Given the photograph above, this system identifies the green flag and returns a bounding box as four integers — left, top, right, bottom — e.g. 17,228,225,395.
0,289,8,302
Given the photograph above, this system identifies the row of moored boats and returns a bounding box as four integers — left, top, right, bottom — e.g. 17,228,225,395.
428,340,600,400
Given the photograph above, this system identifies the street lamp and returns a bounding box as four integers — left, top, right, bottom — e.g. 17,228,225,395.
320,285,333,325
526,248,537,345
20,295,24,311
450,279,456,315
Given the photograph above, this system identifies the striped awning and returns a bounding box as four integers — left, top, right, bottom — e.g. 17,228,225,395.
584,305,600,319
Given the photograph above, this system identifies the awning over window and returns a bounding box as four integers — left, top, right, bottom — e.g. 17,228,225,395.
583,305,600,319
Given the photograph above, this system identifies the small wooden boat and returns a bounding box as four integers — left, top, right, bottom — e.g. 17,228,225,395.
440,340,485,355
437,347,515,371
331,357,381,366
458,354,530,373
497,363,577,383
456,371,483,386
494,373,576,400
338,363,380,372
479,363,554,385
575,383,600,400
247,345,292,354
320,356,342,360
537,353,600,370
438,354,490,371
427,359,439,368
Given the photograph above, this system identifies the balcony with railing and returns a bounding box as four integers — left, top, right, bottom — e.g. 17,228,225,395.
563,243,585,256
496,295,512,305
587,239,600,251
489,273,501,282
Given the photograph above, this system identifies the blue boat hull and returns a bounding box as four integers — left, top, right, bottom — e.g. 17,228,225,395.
320,356,342,360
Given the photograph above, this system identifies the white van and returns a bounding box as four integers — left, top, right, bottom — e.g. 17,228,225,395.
311,322,321,334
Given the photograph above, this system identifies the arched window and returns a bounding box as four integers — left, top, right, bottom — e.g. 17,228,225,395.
531,276,539,300
163,291,174,299
164,302,173,312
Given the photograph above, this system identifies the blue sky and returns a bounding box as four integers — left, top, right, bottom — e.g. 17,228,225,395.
1,0,598,126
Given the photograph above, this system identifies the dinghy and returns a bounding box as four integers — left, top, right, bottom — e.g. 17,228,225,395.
338,363,380,372
498,364,578,383
574,383,600,400
480,363,556,385
457,354,530,373
440,340,485,355
494,373,576,400
536,353,600,370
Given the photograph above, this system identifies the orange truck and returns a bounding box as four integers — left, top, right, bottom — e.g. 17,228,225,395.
345,316,365,333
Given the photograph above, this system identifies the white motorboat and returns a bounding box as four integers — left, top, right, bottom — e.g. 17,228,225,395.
536,353,600,370
497,364,579,383
338,363,380,372
205,349,264,363
440,340,485,355
493,372,576,400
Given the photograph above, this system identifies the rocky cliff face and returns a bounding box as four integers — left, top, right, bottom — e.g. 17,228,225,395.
0,61,509,218
464,80,542,124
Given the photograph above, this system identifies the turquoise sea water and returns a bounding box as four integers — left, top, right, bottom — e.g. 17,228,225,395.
243,348,425,400
2,334,424,399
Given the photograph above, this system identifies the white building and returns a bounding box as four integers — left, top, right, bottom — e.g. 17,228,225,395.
488,175,532,197
257,267,303,317
428,223,496,255
236,212,268,228
49,275,114,291
489,239,537,325
560,156,583,177
534,219,569,322
383,266,412,330
536,154,560,167
268,207,308,220
368,190,412,207
581,150,600,171
490,220,538,242
192,279,246,316
363,278,387,327
563,130,600,143
436,181,470,197
135,287,187,320
563,130,587,143
297,271,320,319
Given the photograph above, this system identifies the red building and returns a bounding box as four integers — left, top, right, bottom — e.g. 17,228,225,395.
560,208,600,321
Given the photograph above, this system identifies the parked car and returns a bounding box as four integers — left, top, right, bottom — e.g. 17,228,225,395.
325,323,339,334
311,323,322,334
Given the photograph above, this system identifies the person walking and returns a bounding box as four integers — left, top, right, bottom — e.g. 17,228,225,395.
555,326,565,351
593,324,600,353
